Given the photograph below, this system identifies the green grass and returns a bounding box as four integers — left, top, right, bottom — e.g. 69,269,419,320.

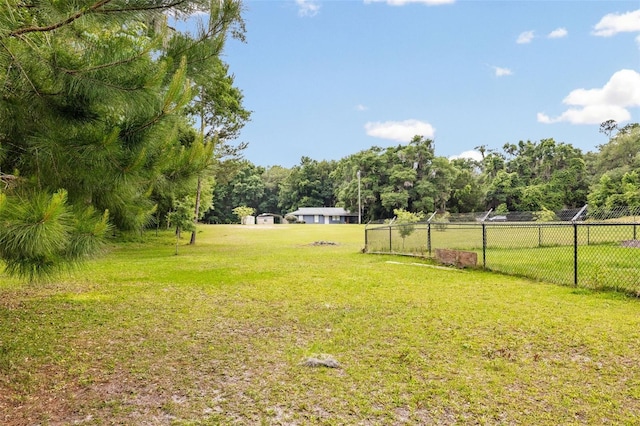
2,224,640,424
366,223,640,293
485,244,640,294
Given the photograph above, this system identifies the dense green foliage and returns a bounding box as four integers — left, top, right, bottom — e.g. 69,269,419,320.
208,125,639,222
588,124,640,210
0,0,248,278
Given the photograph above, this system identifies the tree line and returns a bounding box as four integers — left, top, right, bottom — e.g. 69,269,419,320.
207,123,640,224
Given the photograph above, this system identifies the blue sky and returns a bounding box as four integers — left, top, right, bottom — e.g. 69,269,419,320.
217,0,640,167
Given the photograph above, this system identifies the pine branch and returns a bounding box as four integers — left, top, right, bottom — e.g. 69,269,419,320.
8,0,114,37
0,39,42,96
50,72,147,93
58,48,152,75
7,0,194,38
99,0,191,13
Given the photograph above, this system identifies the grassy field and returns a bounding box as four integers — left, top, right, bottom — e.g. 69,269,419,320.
366,222,639,252
485,245,640,293
366,223,640,293
2,224,640,424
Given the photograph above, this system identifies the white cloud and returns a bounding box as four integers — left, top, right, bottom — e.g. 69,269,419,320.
517,30,535,44
537,69,640,125
449,150,483,162
563,70,640,107
365,119,435,142
296,0,320,17
592,9,640,37
364,0,455,6
537,106,631,125
493,66,513,77
355,104,369,111
548,27,568,39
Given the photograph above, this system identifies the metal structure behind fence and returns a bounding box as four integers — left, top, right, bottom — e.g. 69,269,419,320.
364,206,640,296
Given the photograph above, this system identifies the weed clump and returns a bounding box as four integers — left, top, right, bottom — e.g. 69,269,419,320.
301,354,341,368
309,241,338,246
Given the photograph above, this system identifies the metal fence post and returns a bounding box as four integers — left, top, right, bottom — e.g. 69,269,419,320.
482,222,487,269
479,209,492,270
538,225,542,247
364,226,368,251
389,226,392,253
573,222,578,286
570,205,588,287
426,211,436,258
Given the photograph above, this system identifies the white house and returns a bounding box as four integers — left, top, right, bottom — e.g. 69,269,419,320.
287,207,358,224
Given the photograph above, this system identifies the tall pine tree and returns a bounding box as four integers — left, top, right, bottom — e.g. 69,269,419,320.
0,0,246,280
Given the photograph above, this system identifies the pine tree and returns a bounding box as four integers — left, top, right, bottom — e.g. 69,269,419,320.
0,0,245,280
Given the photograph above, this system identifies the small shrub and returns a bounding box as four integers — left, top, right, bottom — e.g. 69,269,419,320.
284,214,303,224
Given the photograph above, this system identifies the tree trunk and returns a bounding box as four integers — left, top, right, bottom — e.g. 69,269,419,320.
190,175,202,245
175,226,181,255
191,91,206,246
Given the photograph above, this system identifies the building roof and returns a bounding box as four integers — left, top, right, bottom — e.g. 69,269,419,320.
289,207,357,217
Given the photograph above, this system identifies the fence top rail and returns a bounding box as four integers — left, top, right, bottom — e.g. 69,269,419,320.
364,220,640,231
366,206,639,226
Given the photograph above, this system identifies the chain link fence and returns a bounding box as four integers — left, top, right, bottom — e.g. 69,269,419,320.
364,206,640,296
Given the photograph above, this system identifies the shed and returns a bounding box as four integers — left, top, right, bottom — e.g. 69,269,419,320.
242,215,255,225
256,213,278,225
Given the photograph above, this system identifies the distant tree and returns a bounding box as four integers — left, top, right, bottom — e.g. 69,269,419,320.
232,206,255,223
331,150,382,221
594,125,640,176
535,206,557,222
589,170,640,210
381,191,410,211
278,157,337,213
494,203,509,214
588,125,640,210
431,157,457,211
333,135,464,219
475,145,488,160
167,197,196,255
448,157,484,213
621,171,640,207
485,170,521,211
480,138,588,211
618,123,640,136
393,208,424,249
203,160,263,223
186,54,251,244
481,152,506,180
599,119,618,138
259,166,290,215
